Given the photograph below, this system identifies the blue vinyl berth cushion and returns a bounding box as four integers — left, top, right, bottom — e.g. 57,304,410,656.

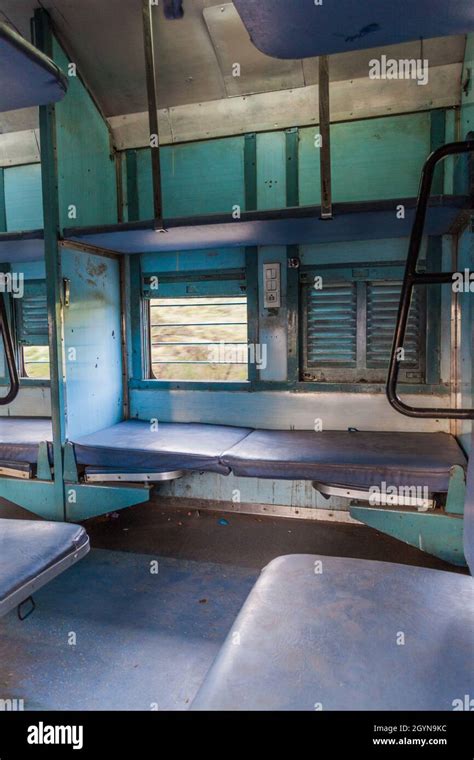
221,430,466,492
233,0,474,59
72,420,253,475
0,417,52,464
191,553,474,711
0,519,89,618
0,22,68,112
192,431,474,711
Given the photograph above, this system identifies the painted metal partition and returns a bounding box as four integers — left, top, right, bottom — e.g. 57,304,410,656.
31,10,136,521
61,248,123,440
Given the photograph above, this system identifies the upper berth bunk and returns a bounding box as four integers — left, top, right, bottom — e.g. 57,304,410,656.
0,22,67,264
0,230,44,264
2,7,471,262
0,21,67,112
63,195,468,255
233,0,474,59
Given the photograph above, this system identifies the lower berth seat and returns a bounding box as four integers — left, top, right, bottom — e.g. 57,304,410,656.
71,421,465,491
221,429,466,492
0,519,89,618
72,420,252,475
0,417,52,467
191,434,474,711
191,554,473,710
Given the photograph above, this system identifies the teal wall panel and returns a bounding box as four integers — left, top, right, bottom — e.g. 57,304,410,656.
141,248,246,274
299,112,431,205
11,261,46,279
129,388,449,433
136,136,245,220
156,469,346,511
52,37,117,228
299,237,425,267
4,164,43,231
129,112,437,218
256,132,287,210
62,249,123,439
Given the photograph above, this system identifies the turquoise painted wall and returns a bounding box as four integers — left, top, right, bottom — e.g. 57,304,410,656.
4,164,43,231
129,111,433,218
135,136,245,220
299,113,431,205
141,247,246,274
52,36,117,229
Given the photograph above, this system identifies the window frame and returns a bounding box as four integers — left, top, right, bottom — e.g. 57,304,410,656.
13,279,51,382
142,270,251,387
299,264,428,385
129,257,446,396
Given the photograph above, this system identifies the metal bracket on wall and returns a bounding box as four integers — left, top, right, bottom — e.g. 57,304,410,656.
64,482,151,521
350,466,467,566
63,441,79,483
142,0,165,231
36,441,53,481
349,505,465,566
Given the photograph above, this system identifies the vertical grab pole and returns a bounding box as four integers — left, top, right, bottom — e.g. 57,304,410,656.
319,55,332,219
386,140,474,419
33,9,67,519
142,0,164,231
0,294,19,405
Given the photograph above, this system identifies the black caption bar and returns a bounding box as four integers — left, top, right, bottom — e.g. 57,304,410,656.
0,711,472,757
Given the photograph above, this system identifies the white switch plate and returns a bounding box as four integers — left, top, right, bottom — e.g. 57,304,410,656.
263,262,281,309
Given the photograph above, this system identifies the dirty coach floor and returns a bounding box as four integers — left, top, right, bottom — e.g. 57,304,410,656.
0,498,463,711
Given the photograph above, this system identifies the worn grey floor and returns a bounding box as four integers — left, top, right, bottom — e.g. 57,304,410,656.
0,496,463,572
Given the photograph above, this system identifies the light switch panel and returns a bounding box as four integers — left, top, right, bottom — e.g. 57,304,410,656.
263,263,281,309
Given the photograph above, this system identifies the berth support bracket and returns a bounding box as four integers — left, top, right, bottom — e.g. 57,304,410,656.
37,441,53,481
445,465,465,515
349,506,465,567
64,482,151,522
0,479,60,521
63,444,151,520
64,442,79,483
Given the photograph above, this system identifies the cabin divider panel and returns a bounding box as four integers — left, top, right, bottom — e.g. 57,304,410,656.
62,248,123,440
51,34,117,229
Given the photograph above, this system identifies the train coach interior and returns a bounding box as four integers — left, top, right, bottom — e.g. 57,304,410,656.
0,0,473,712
